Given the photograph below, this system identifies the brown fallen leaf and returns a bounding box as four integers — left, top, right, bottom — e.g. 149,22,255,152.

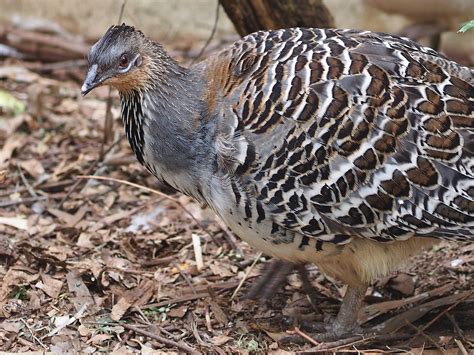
211,334,233,346
0,268,39,304
36,274,64,299
168,305,188,318
110,298,132,322
209,299,229,326
0,216,28,230
110,280,155,321
0,134,25,167
66,270,95,312
0,169,7,184
19,159,45,180
0,234,15,260
48,205,89,228
86,333,112,345
0,320,21,333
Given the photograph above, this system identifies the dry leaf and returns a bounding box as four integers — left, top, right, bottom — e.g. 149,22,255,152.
0,66,41,83
211,334,232,346
111,297,132,322
78,324,91,337
0,216,28,230
209,299,229,325
0,135,25,166
48,205,89,227
111,280,155,321
36,274,64,298
168,306,188,318
66,270,95,312
0,320,21,333
87,333,111,345
19,159,45,179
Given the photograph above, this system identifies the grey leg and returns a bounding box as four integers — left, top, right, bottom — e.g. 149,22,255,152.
244,259,295,300
331,285,367,336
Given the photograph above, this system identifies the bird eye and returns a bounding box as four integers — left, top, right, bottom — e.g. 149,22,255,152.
119,54,129,68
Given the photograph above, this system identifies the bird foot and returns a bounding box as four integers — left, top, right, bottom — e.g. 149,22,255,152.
281,318,366,345
243,261,321,310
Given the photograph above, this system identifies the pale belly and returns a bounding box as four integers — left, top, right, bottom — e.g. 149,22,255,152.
207,178,437,286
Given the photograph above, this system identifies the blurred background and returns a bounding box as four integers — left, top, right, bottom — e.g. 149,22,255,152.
0,0,473,64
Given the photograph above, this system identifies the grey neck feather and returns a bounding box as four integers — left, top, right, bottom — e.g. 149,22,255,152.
120,57,217,201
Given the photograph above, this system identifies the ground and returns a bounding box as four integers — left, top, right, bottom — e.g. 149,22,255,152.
0,41,473,354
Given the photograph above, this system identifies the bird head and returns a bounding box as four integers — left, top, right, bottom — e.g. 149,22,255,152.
82,24,150,95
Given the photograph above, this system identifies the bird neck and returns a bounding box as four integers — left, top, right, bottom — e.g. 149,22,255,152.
119,58,215,200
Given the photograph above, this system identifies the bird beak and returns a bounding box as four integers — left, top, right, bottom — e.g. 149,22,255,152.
81,64,99,96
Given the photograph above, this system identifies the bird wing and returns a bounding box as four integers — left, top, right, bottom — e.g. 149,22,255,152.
205,28,473,243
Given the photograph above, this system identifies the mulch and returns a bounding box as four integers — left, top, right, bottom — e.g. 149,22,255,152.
0,32,473,354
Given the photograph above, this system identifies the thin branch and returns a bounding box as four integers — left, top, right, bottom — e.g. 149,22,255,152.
117,0,127,23
191,0,220,64
230,251,262,300
101,0,127,157
172,260,198,296
99,322,198,354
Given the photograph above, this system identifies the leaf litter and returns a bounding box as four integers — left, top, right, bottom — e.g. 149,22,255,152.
0,26,472,354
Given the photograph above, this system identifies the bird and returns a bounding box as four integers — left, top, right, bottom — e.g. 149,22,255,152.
82,24,473,339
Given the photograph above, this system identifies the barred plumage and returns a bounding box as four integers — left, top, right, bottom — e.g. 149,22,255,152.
83,25,473,339
205,28,473,246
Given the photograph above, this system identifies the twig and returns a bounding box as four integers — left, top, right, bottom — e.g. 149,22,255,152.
117,0,127,24
191,0,220,64
172,260,198,296
305,333,412,352
454,339,469,355
405,321,446,354
140,255,176,266
141,281,239,309
420,290,473,333
286,327,321,347
25,59,87,72
230,251,262,301
100,0,128,157
0,196,47,208
77,174,221,246
215,217,243,255
17,164,37,197
405,289,473,346
445,312,466,342
20,319,47,349
100,322,198,354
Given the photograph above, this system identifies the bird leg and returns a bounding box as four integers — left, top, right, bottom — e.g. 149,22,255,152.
287,285,368,343
244,260,322,312
243,259,295,300
330,285,367,337
295,264,323,309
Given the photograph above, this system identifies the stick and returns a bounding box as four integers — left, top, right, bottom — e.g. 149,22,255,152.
108,322,198,354
101,0,128,156
230,251,262,300
191,0,220,64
